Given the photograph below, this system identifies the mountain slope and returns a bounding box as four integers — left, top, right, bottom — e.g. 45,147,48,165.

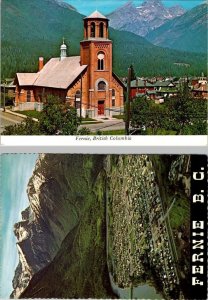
146,4,207,53
11,154,115,298
108,0,185,37
18,155,191,299
1,0,207,78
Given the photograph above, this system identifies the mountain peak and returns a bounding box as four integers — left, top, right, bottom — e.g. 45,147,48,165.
143,0,163,5
108,0,185,37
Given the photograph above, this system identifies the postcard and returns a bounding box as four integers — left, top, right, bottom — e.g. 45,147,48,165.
1,154,207,299
1,0,207,140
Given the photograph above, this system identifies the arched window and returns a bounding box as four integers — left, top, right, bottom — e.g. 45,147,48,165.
75,90,81,100
99,22,104,38
90,22,95,38
97,51,105,70
26,90,31,102
98,81,106,91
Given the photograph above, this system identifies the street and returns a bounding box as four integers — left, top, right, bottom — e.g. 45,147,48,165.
80,119,125,132
0,110,125,134
0,111,24,133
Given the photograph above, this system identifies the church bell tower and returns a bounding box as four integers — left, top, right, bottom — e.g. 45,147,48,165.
80,10,113,116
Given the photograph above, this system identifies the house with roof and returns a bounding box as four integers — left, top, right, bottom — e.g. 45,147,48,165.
192,81,208,99
14,11,125,117
130,79,156,100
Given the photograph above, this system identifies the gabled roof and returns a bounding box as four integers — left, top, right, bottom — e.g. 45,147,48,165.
153,81,175,87
84,10,107,20
34,57,87,89
17,57,88,89
131,79,153,88
16,73,38,86
112,72,126,89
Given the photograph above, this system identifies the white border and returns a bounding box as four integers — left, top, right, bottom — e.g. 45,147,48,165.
1,135,207,147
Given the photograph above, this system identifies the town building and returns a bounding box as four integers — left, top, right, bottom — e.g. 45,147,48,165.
14,11,125,117
130,79,156,100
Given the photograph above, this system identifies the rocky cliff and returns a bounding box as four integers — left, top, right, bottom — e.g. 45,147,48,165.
11,154,114,298
12,154,191,299
108,0,185,37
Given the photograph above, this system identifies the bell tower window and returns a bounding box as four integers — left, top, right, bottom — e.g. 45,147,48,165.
97,52,105,70
99,22,104,38
90,22,95,38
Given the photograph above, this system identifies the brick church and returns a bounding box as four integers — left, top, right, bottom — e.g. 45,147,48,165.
14,11,125,118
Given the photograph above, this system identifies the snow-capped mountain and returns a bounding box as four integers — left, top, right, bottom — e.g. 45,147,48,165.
108,0,185,37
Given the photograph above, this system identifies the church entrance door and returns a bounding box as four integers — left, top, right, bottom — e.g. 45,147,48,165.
98,100,105,115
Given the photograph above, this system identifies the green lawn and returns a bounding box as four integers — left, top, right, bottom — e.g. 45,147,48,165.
102,129,125,135
15,110,41,119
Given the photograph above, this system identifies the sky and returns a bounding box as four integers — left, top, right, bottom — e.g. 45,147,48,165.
65,0,205,15
0,154,38,298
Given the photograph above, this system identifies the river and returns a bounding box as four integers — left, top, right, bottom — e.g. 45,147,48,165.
109,272,163,299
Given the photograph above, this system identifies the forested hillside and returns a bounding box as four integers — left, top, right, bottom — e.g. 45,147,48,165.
1,0,207,78
146,4,207,54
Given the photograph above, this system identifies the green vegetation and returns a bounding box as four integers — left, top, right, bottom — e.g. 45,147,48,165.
2,95,83,135
1,0,207,79
15,110,41,119
112,115,124,120
146,4,207,54
20,156,115,298
130,84,207,135
169,197,190,229
100,130,125,135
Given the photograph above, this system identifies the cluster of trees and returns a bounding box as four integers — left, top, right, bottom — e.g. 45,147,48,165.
2,96,90,135
130,86,207,135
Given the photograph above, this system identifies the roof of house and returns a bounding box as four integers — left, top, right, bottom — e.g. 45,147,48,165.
16,73,38,86
84,10,107,20
193,85,208,93
153,81,175,87
131,79,153,88
16,57,88,89
113,72,126,89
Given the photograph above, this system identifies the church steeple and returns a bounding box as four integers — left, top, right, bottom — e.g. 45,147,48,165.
83,10,109,40
60,38,67,60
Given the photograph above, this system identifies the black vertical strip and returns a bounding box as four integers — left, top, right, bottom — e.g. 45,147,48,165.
191,155,207,300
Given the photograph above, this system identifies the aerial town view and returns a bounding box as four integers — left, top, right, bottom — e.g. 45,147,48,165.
1,0,207,135
1,154,194,299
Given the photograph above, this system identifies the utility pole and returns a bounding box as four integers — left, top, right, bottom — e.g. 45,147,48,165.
75,93,77,116
125,67,131,135
80,73,82,121
3,80,6,112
